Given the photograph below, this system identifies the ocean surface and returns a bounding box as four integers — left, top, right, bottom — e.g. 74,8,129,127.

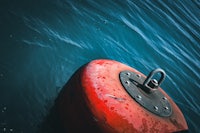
0,0,199,133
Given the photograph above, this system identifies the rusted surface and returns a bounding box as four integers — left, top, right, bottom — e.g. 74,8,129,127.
58,59,188,133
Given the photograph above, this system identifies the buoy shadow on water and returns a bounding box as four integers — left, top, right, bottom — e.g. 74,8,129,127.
38,67,101,133
37,104,65,133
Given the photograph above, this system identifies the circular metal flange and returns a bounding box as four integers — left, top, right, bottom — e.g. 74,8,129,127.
119,70,172,117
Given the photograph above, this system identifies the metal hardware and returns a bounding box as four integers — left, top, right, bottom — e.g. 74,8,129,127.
119,69,172,117
143,68,166,92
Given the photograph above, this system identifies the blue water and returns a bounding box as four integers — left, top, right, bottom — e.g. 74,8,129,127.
0,0,199,132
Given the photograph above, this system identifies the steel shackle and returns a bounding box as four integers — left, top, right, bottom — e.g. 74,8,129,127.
143,68,166,91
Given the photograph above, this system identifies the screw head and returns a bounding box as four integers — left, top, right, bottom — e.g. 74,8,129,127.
164,106,169,110
162,97,167,100
136,95,142,100
136,74,141,78
126,72,130,76
154,106,159,111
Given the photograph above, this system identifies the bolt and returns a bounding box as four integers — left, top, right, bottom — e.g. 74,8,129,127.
164,106,169,110
136,95,142,100
125,81,130,85
152,79,158,84
126,72,130,76
154,106,158,111
162,97,167,100
136,74,141,78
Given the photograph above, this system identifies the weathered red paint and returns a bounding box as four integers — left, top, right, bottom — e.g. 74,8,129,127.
58,59,188,133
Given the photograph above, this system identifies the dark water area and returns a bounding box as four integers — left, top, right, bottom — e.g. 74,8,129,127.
0,0,199,133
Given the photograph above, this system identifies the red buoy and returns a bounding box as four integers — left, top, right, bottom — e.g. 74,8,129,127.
57,59,188,133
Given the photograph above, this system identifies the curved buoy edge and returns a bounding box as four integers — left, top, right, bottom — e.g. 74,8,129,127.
57,59,188,133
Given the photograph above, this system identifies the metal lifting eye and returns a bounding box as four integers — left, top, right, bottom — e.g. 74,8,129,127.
143,68,166,92
119,68,171,117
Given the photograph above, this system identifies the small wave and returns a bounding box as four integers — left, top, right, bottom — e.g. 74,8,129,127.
22,40,51,48
120,16,150,45
22,16,83,49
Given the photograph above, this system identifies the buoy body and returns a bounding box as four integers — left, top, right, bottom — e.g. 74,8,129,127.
57,59,188,133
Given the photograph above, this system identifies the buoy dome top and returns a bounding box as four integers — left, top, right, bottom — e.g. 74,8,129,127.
80,59,188,133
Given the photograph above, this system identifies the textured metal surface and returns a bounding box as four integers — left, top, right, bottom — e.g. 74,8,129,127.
119,70,172,117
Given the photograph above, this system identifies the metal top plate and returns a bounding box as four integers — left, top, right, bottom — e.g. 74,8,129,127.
119,70,172,117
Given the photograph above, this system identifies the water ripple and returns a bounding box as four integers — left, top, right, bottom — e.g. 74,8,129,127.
22,16,83,49
1,0,200,132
